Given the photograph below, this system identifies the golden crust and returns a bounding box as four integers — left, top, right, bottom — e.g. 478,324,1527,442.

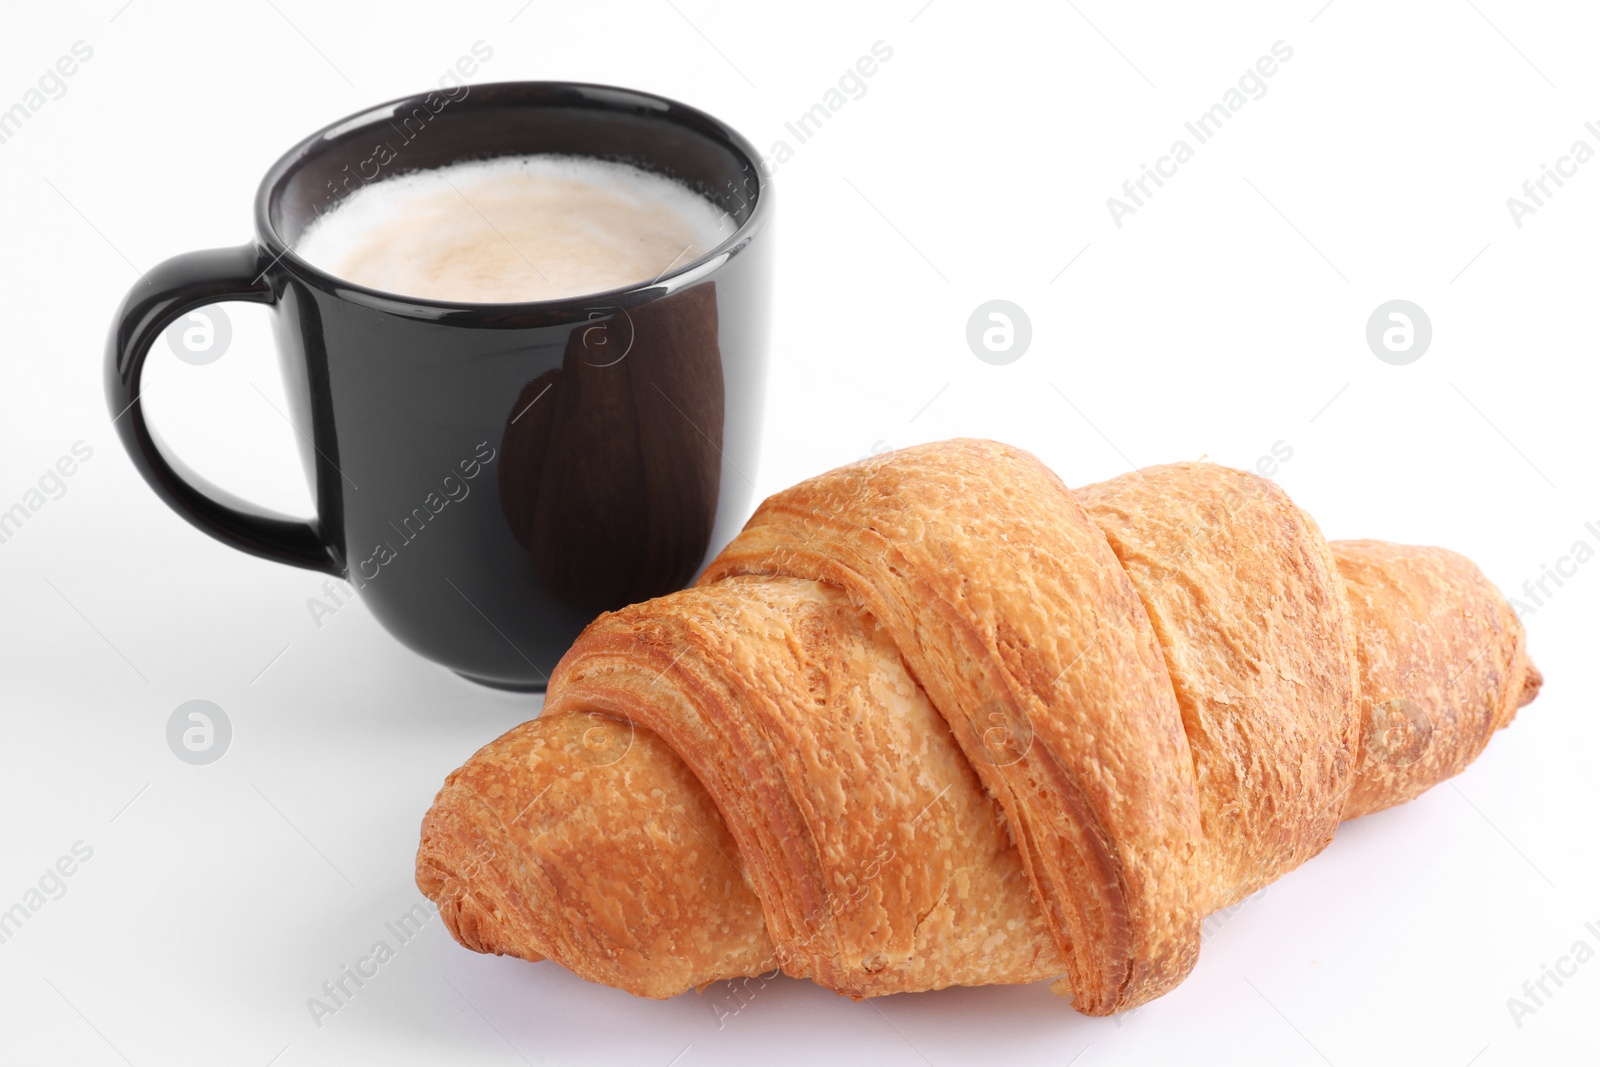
417,439,1538,1014
1332,539,1538,818
544,576,1065,996
701,440,1204,1013
1076,463,1360,913
416,709,774,997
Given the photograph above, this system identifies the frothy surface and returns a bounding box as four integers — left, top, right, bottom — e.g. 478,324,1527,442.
295,155,736,303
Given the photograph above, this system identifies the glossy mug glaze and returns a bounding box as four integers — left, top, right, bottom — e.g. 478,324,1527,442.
106,82,772,690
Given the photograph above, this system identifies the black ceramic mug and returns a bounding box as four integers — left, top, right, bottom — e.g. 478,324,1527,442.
105,82,771,690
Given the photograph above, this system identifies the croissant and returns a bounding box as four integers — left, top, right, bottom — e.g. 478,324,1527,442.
416,439,1539,1015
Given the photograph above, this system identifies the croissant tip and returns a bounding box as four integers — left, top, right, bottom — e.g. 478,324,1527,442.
1518,660,1543,708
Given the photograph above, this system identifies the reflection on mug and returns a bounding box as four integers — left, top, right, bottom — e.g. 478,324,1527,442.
498,282,724,611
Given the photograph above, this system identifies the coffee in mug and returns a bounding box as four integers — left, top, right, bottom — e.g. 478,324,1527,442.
295,155,738,303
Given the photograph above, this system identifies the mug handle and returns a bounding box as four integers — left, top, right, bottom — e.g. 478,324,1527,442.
105,244,343,575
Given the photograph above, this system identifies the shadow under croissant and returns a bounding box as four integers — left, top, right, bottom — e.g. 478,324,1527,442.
497,281,724,612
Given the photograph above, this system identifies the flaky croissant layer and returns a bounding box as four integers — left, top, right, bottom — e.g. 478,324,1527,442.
417,440,1538,1015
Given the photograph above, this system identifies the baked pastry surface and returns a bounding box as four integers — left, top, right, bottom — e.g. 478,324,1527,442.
417,440,1538,1014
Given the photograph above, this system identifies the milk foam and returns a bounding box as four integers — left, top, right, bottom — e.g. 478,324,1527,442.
295,155,736,303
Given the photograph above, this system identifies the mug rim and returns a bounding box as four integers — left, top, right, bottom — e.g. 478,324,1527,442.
253,80,770,323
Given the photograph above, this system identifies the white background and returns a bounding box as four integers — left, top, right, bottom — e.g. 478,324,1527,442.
3,1,1598,1064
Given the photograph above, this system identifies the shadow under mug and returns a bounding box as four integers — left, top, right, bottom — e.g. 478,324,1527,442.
105,81,772,691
